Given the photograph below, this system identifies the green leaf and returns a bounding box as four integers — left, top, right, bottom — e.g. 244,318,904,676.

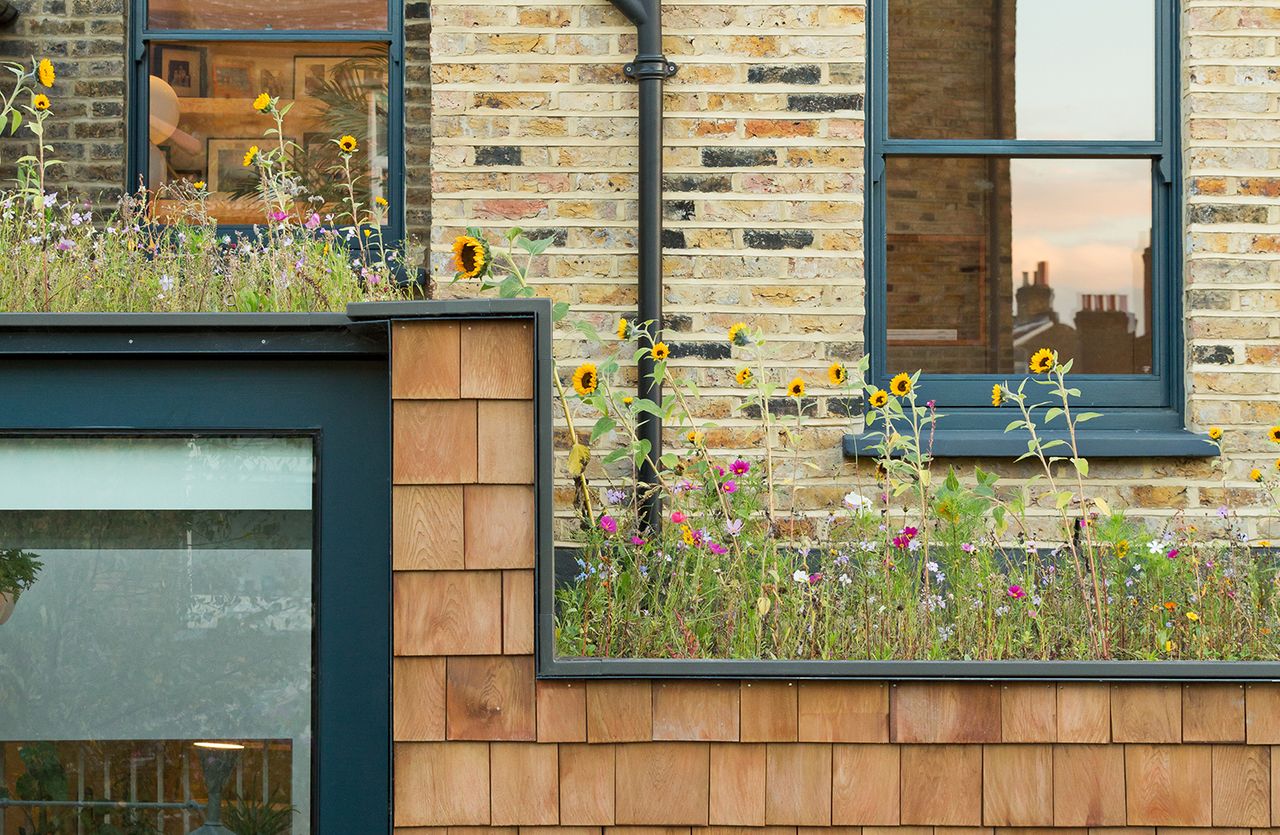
1044,407,1062,424
659,452,680,469
574,319,602,345
1056,490,1074,510
1072,457,1089,477
601,448,629,466
590,416,616,443
552,302,570,322
1075,412,1103,423
517,235,554,256
1004,419,1024,433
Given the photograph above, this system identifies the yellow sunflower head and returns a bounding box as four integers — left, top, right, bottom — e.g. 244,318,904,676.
889,372,912,397
616,318,631,340
735,366,753,386
787,377,805,398
728,322,750,346
252,92,272,113
1208,426,1223,442
31,93,49,111
991,383,1004,408
869,389,889,409
36,58,54,88
1115,539,1129,559
571,362,598,396
337,134,358,154
828,361,848,386
651,342,670,361
1269,426,1280,444
1273,457,1280,471
686,430,704,447
1250,467,1263,483
242,145,259,167
375,196,388,208
452,234,490,280
622,396,633,405
1029,347,1056,374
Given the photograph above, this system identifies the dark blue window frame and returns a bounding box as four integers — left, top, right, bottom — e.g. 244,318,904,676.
853,0,1211,458
126,0,406,246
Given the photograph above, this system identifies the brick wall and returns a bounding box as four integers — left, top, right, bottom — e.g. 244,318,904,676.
0,0,126,200
390,315,1280,835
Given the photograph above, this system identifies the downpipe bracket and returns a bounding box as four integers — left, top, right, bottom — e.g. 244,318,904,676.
624,55,677,80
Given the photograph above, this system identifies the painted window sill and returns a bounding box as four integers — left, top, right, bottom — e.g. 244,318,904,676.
843,428,1217,459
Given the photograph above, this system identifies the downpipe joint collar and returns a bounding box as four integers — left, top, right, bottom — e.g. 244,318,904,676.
624,54,677,80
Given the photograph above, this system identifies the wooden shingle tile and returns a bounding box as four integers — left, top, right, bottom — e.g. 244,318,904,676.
392,321,461,399
832,743,900,825
615,743,710,825
798,682,889,742
1124,744,1212,826
394,656,446,741
1058,683,1111,743
1112,684,1182,743
587,681,652,743
560,743,615,825
537,681,587,743
478,400,535,484
1052,744,1126,827
395,742,490,826
1212,745,1272,827
395,486,465,570
465,485,536,569
900,744,983,826
741,681,798,742
654,681,739,741
709,743,766,826
503,570,534,654
606,829,691,835
983,744,1052,827
1274,745,1280,825
394,400,478,484
491,743,559,826
1184,684,1246,743
394,571,502,656
1002,683,1057,743
864,828,932,835
521,829,601,835
765,743,832,826
461,320,535,399
446,655,536,741
1247,684,1280,744
892,684,1001,743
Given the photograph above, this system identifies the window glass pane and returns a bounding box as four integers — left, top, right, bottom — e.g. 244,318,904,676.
0,437,313,833
149,0,387,31
888,0,1155,140
148,42,389,225
885,157,1153,375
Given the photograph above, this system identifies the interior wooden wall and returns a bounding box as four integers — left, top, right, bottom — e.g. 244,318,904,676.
390,318,1280,835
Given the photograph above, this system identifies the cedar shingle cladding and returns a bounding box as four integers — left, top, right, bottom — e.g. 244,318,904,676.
391,319,1280,834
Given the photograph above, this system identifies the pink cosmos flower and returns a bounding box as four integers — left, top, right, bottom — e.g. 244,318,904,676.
1008,585,1026,600
730,459,750,475
599,515,617,534
1166,548,1179,559
671,510,686,524
304,212,322,230
722,479,737,494
630,536,645,546
269,210,289,223
961,542,976,553
709,542,728,555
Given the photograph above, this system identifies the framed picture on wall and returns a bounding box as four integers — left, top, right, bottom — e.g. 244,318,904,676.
210,58,255,99
293,55,383,99
154,45,207,98
205,138,261,195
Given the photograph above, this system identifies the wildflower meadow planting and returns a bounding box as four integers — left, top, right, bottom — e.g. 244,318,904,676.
457,230,1280,664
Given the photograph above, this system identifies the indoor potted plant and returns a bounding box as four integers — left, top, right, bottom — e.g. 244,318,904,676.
0,548,42,625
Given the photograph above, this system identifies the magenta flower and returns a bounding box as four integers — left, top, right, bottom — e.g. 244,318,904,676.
304,212,322,230
269,210,289,222
630,536,645,546
709,542,728,555
1007,585,1026,600
730,459,750,475
809,572,823,584
1166,548,1179,559
722,479,737,494
714,464,725,477
599,515,617,534
671,510,686,524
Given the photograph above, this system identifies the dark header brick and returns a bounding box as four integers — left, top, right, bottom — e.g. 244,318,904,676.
668,341,731,360
743,397,817,419
1193,344,1235,365
748,65,821,85
663,174,733,193
661,229,687,249
826,396,864,418
701,147,776,168
788,93,864,113
475,146,521,166
663,313,693,333
744,229,814,250
663,200,695,221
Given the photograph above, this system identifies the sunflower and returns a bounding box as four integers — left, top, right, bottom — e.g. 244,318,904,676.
1115,539,1130,559
252,92,272,113
571,363,598,396
1029,347,1056,374
338,134,358,153
616,318,631,340
991,384,1004,407
36,58,54,88
375,196,389,208
728,322,749,346
686,430,704,447
889,372,912,397
651,342,670,361
828,361,848,386
1269,426,1280,443
1208,426,1223,442
735,366,753,386
452,234,490,279
1251,468,1263,482
32,93,49,111
622,396,633,405
787,377,805,398
869,389,889,409
242,145,259,167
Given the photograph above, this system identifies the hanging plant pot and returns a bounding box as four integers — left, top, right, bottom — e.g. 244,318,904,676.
0,591,15,625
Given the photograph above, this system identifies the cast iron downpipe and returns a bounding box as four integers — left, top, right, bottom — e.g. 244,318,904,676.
608,0,675,532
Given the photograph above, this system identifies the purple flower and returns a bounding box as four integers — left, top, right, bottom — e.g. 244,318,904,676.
709,542,728,555
926,399,936,409
630,536,646,547
725,518,744,537
1217,505,1229,519
808,572,823,584
1167,548,1179,559
730,459,750,475
606,488,626,505
270,210,289,223
305,212,322,230
1008,585,1026,600
714,464,725,477
599,515,617,534
55,238,74,251
722,479,737,494
961,542,975,553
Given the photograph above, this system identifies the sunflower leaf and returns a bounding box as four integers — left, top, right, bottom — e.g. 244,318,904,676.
590,417,615,443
